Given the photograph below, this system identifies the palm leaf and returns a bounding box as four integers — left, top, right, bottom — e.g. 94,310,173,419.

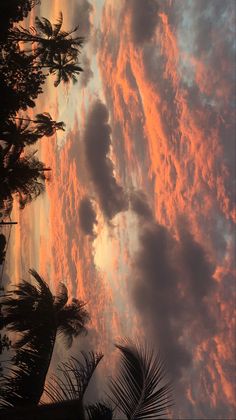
35,17,53,38
86,402,114,420
52,12,63,37
44,352,103,403
53,283,68,311
108,339,173,419
0,270,54,346
35,112,52,122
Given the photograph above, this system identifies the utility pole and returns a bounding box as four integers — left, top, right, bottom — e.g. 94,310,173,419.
0,221,17,225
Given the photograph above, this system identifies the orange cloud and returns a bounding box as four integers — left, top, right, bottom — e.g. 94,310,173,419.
98,2,235,417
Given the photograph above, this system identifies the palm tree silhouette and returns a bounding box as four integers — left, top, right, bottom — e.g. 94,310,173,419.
0,339,172,419
48,54,83,86
0,119,41,147
0,151,50,209
0,269,90,406
8,12,84,62
13,113,65,137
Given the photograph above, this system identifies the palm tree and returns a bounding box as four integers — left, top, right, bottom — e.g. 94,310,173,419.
0,151,50,209
0,340,172,419
0,43,46,114
48,54,83,86
0,269,90,406
13,113,65,137
0,119,41,147
1,49,83,87
8,13,84,62
41,339,172,419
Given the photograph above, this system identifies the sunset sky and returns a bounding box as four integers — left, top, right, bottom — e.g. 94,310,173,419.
5,0,236,418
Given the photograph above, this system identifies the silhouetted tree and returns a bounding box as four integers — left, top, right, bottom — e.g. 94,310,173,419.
47,54,83,86
8,13,84,63
0,46,46,116
0,269,90,406
0,114,65,148
0,340,172,419
0,0,40,42
13,113,65,137
0,151,50,209
0,119,41,147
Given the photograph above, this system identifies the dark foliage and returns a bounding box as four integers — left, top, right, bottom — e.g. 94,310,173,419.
108,339,173,419
8,12,84,63
0,269,89,406
0,45,46,118
0,151,50,210
0,1,40,42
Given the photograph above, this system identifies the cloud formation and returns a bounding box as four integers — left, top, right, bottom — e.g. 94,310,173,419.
128,0,159,45
129,190,153,219
84,101,128,220
71,0,93,38
98,4,236,416
79,196,97,236
132,209,216,379
79,54,93,87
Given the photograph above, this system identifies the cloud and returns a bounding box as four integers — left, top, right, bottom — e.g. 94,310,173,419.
128,0,160,45
84,101,128,220
79,54,93,87
71,0,93,38
129,190,153,219
79,196,97,236
132,220,216,384
0,273,10,289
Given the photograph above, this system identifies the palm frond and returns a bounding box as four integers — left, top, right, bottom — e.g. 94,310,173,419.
35,112,52,122
53,283,68,311
35,17,53,38
44,352,103,403
0,270,55,346
28,269,53,301
85,402,114,420
108,339,173,419
52,12,63,37
56,299,89,348
0,344,51,407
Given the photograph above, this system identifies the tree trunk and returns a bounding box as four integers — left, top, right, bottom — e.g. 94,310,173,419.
35,328,57,404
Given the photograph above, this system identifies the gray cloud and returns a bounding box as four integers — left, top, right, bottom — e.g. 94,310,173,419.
129,190,153,219
84,101,128,220
71,0,93,39
79,197,97,236
132,220,216,383
128,0,160,45
79,54,93,87
90,27,102,53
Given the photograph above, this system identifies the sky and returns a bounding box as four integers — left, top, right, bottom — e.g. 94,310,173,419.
4,0,236,418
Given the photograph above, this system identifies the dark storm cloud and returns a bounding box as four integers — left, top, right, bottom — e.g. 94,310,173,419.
84,101,128,220
129,0,160,45
79,197,97,236
71,0,93,38
129,190,153,219
132,220,216,381
79,54,93,88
